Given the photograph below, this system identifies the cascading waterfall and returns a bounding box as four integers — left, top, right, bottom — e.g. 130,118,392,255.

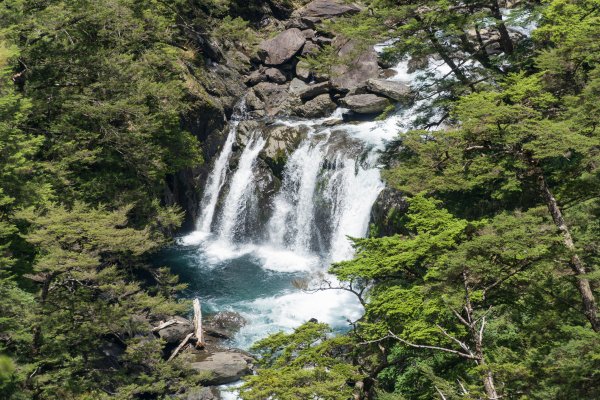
267,139,327,253
177,54,445,351
196,100,247,234
217,135,266,243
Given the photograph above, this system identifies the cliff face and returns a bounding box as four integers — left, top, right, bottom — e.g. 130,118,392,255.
169,0,411,231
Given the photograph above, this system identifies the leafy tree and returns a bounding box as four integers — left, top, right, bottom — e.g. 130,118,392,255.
240,321,363,400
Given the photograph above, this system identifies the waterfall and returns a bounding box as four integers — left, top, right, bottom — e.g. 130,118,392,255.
217,135,266,243
267,139,327,253
196,100,247,234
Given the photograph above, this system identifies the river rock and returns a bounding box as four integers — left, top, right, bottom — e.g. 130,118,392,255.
265,67,287,84
380,69,398,79
180,387,221,400
295,93,337,118
191,351,254,385
296,60,311,81
292,0,361,19
263,124,308,161
289,78,329,100
366,79,412,101
250,82,292,117
156,316,193,344
331,38,380,93
339,93,390,114
259,28,306,66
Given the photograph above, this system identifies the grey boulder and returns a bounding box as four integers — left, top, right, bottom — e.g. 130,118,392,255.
339,93,391,114
156,316,193,344
259,28,306,66
191,351,254,385
331,38,379,93
289,78,329,100
295,94,337,118
293,0,361,19
366,79,412,101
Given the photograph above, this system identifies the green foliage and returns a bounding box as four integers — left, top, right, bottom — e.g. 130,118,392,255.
239,321,362,400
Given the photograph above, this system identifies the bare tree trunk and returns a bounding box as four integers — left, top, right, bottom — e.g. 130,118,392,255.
193,298,205,348
463,273,499,399
537,174,600,332
490,0,514,54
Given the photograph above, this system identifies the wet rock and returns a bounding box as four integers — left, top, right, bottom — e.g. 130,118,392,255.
366,79,412,101
191,351,255,385
259,28,306,66
289,78,329,100
407,55,429,73
265,67,287,84
295,93,337,118
156,316,193,344
339,93,391,114
292,0,361,19
331,38,380,93
262,124,309,161
380,69,398,79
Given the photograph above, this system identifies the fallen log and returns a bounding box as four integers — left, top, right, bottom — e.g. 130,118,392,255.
168,332,194,362
193,298,205,348
152,319,177,333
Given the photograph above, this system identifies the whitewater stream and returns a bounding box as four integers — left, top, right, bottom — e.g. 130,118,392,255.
158,56,451,352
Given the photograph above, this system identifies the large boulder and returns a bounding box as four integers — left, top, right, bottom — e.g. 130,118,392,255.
292,0,361,19
191,351,254,385
366,79,412,101
249,82,292,117
370,187,409,237
265,67,287,84
339,93,390,114
295,94,337,118
331,39,380,93
289,78,329,100
155,316,193,344
259,28,306,66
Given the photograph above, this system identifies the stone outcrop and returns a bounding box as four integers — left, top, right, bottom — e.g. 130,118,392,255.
292,0,361,19
370,187,409,237
247,82,292,117
258,28,306,65
331,39,380,93
366,79,412,101
295,93,337,118
289,78,329,100
191,351,255,385
156,316,194,344
339,93,391,114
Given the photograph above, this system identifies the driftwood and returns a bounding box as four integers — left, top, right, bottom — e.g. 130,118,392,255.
193,298,205,348
152,319,177,332
168,332,194,362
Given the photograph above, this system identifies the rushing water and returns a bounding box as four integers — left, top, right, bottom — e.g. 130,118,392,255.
160,55,451,351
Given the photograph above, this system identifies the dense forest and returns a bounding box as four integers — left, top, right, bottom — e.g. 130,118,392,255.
1,0,599,399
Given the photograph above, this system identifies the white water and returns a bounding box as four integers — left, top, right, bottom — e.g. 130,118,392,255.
196,100,247,234
179,50,452,356
218,135,266,242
